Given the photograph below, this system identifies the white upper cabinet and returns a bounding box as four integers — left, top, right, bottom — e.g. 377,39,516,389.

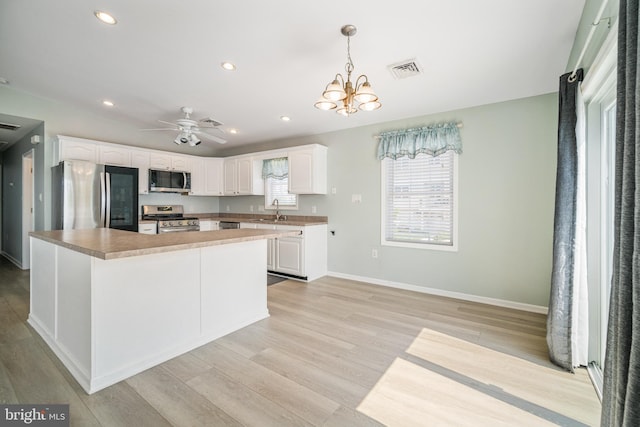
205,158,224,196
184,157,224,196
288,144,327,194
172,156,190,171
55,135,99,164
223,156,264,196
98,144,131,166
189,157,206,195
130,150,150,194
149,153,190,171
223,158,237,195
54,136,327,199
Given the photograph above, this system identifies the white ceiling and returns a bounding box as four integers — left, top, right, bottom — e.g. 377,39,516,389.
0,0,585,153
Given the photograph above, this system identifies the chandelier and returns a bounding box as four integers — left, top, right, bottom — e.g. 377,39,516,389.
314,25,381,116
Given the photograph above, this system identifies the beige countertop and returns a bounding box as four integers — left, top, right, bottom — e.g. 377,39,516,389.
30,228,298,260
190,214,328,226
137,214,327,226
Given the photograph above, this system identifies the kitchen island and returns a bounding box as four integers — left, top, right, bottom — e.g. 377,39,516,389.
28,228,296,394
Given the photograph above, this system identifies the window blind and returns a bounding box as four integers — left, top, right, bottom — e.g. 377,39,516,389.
265,176,297,208
383,151,454,246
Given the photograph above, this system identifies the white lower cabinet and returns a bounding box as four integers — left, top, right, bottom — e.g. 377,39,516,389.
138,222,157,234
241,223,327,281
275,234,304,277
199,220,219,231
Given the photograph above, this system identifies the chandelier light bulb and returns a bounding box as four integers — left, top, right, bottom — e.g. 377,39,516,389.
354,81,378,104
359,100,382,111
314,98,337,110
322,79,347,101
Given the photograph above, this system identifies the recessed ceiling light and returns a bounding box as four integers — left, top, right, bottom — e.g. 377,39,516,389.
280,116,291,122
221,62,236,71
0,77,9,85
102,100,114,107
229,129,238,134
94,11,117,25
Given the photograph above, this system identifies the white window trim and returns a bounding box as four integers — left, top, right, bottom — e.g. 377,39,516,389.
380,153,459,252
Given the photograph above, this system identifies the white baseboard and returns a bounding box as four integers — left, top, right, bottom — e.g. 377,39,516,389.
1,251,24,270
327,271,548,314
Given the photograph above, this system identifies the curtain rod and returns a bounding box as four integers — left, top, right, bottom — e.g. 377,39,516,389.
569,0,611,82
373,122,463,139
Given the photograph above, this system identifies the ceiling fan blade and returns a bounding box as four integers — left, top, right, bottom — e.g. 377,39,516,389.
195,130,227,144
199,125,226,134
139,127,178,131
157,119,180,127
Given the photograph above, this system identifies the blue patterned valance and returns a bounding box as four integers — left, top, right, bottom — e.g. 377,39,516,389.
377,122,462,160
262,157,288,179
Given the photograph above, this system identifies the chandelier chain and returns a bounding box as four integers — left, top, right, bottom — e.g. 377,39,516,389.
345,35,354,75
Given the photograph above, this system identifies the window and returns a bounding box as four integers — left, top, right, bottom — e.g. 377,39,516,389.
381,151,457,250
265,175,297,209
263,157,297,210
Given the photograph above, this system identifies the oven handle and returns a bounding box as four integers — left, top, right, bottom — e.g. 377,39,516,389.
158,227,200,233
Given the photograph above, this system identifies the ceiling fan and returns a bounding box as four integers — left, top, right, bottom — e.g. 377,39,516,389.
141,107,226,146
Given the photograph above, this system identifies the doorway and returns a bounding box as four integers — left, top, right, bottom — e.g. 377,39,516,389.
22,149,35,269
583,28,617,398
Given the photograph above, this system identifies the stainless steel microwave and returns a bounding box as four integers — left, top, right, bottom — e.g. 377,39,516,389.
148,169,191,193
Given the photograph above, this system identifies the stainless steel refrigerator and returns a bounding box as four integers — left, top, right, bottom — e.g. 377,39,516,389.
52,160,139,232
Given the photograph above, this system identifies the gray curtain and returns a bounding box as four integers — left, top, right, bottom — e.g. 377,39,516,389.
601,1,640,425
547,69,583,371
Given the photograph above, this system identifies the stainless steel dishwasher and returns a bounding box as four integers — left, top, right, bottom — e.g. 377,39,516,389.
219,221,240,230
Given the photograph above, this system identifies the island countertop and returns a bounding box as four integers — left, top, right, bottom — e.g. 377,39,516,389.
30,228,298,260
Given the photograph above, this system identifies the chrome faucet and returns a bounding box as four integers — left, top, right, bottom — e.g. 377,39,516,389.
273,198,282,221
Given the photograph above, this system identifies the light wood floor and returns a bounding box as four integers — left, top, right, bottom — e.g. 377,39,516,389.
0,257,600,426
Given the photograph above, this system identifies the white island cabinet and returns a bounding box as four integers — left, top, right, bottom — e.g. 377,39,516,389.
28,228,293,394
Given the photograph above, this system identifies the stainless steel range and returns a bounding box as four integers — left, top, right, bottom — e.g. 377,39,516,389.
141,205,200,233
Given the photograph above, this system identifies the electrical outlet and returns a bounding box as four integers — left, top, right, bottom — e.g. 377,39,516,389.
372,249,378,258
226,205,230,212
311,205,317,214
332,187,337,194
352,194,362,203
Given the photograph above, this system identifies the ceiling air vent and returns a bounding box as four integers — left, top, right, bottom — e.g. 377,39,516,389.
200,117,223,127
388,59,423,80
0,122,21,131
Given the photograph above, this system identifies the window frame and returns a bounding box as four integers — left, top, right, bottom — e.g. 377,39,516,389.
380,152,459,252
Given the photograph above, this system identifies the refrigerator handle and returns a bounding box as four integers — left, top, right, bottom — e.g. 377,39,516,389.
105,172,112,228
183,172,188,190
100,172,107,227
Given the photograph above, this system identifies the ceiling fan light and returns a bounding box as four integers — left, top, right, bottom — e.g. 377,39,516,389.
314,98,337,110
323,80,347,101
359,100,382,111
354,82,378,103
173,136,182,145
188,133,201,146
